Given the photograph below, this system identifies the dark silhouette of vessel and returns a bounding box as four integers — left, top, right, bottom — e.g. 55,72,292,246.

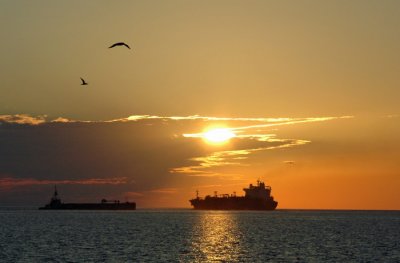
190,180,278,210
39,186,136,210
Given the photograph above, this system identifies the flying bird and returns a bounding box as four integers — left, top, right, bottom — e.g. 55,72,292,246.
108,42,131,49
80,77,88,85
284,161,295,165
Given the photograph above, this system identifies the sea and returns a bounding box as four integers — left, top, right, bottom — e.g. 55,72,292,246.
0,208,399,262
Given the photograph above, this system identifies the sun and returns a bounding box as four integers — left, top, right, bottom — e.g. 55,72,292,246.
203,128,235,144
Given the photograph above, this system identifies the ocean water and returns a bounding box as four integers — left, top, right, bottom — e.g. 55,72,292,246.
0,209,399,262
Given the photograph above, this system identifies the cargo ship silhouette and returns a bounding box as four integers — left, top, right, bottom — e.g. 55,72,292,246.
39,186,136,210
190,180,278,210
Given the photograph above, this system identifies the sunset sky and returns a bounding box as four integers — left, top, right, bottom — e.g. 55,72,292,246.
1,1,399,209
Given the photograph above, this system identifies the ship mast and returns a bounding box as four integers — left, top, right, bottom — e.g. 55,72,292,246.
54,185,58,198
52,185,60,202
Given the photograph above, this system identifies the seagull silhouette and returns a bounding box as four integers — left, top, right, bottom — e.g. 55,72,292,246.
80,77,88,85
108,42,131,49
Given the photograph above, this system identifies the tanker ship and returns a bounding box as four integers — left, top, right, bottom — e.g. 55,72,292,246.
39,186,136,210
190,180,278,210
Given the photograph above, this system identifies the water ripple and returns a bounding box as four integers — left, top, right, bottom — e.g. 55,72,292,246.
0,209,399,262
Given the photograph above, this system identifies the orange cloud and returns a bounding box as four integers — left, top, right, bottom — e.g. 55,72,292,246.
0,114,353,126
0,114,46,125
51,117,74,123
0,176,129,188
171,139,309,176
149,188,178,194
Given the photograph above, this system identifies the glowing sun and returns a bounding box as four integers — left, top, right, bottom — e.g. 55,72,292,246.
203,128,235,144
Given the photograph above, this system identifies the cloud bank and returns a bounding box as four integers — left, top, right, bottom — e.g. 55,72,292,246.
0,113,351,205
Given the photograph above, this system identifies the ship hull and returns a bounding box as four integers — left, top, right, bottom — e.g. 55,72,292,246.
39,203,136,210
190,197,277,210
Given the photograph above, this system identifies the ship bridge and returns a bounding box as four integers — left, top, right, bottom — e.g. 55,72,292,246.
243,180,272,199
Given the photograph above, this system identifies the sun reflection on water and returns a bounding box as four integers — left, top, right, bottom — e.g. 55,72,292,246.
188,212,244,262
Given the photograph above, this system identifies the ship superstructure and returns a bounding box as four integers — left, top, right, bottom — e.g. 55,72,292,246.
190,180,278,210
39,186,136,210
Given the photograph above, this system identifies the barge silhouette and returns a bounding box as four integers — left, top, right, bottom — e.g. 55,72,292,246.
190,180,278,210
39,186,136,210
